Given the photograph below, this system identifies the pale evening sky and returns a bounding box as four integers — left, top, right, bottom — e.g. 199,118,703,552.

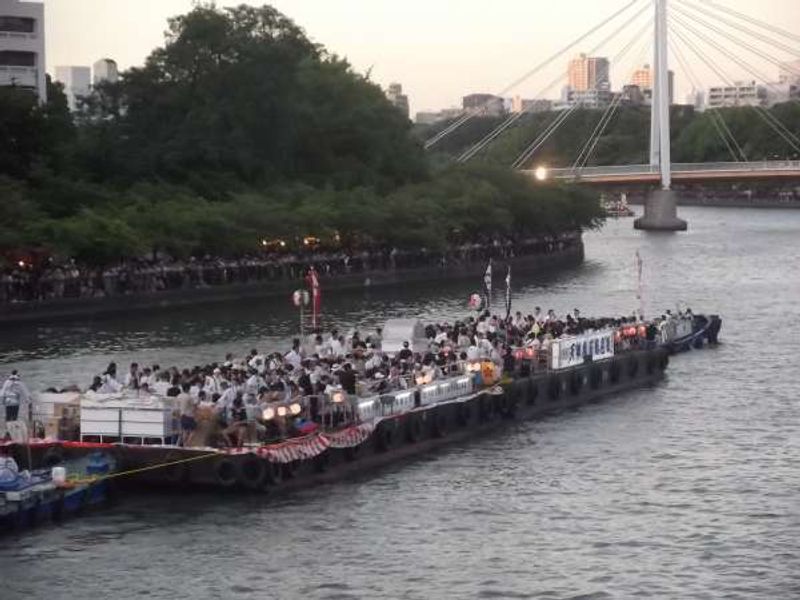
42,0,800,115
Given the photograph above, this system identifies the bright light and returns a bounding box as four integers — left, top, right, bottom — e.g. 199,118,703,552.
534,166,548,181
279,240,286,248
261,239,268,247
332,391,345,404
262,407,275,420
277,406,288,417
289,403,302,416
17,261,25,268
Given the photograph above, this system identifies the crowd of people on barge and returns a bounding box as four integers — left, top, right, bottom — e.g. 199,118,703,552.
68,305,668,448
1,234,579,304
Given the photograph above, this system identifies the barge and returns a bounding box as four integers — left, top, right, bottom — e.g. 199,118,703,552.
1,314,721,500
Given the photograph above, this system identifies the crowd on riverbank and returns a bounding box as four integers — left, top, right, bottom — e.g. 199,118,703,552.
0,234,580,305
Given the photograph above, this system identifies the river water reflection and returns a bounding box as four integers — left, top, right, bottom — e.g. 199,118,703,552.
2,206,799,599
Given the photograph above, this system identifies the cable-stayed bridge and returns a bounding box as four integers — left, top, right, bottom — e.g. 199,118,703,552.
424,0,800,231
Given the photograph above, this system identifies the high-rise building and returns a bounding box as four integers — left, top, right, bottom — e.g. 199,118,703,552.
0,0,46,101
386,82,409,119
93,58,118,85
567,54,610,92
55,65,91,111
631,64,675,105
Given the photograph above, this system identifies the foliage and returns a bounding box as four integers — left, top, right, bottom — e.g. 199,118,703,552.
421,103,800,167
0,3,601,266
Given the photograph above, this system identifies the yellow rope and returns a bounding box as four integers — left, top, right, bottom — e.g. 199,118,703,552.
65,451,220,485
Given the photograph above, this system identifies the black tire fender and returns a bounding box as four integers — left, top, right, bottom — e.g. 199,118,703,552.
239,456,266,490
213,457,239,488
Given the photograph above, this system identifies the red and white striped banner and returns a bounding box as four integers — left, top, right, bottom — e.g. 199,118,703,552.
324,423,374,449
252,433,331,463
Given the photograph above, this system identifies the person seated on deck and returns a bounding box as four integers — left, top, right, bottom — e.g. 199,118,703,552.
222,395,248,448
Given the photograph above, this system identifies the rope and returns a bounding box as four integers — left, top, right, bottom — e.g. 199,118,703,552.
62,451,220,486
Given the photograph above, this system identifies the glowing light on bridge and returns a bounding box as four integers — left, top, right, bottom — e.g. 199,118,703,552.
534,166,548,181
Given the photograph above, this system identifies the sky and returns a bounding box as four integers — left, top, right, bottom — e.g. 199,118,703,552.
41,0,800,115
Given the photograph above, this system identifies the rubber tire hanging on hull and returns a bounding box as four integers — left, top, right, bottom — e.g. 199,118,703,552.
610,360,622,384
569,372,583,396
239,456,266,490
590,366,603,390
432,412,448,438
548,375,561,401
627,356,639,379
374,424,393,453
405,415,422,442
527,379,539,405
214,458,239,488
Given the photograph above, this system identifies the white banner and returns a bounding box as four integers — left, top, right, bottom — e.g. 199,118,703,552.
550,330,615,370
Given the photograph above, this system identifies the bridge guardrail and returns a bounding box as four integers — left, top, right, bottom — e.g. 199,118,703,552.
534,161,800,180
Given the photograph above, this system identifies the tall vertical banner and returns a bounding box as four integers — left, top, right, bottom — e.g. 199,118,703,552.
634,250,643,319
305,266,321,328
504,265,512,321
483,259,492,311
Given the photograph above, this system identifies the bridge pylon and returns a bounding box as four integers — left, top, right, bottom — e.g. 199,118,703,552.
634,0,687,231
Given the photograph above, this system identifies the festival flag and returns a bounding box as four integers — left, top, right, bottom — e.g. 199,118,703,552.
483,259,492,311
504,265,512,321
305,266,321,327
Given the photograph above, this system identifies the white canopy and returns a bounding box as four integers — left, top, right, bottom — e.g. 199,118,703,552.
381,319,428,354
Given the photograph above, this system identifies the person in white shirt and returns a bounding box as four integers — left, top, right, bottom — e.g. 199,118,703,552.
466,343,480,361
1,371,30,423
124,363,141,389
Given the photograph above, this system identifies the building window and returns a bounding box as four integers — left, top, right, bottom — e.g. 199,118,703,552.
0,51,35,67
0,16,35,33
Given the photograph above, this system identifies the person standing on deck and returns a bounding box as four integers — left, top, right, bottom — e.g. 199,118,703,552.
1,371,31,423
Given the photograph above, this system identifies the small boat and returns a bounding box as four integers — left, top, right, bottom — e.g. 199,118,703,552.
659,313,722,353
0,452,115,535
603,193,635,218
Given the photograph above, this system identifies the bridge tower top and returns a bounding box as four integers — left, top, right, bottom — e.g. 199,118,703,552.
651,0,672,190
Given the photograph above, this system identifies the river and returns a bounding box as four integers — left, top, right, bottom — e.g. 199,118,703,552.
2,206,799,599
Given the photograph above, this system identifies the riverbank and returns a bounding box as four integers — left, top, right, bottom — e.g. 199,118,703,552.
0,240,584,326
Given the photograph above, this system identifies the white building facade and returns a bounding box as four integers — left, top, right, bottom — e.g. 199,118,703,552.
0,0,46,101
55,65,91,111
707,81,767,108
93,57,118,85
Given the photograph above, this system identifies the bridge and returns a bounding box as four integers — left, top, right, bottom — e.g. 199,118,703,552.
533,161,800,185
423,0,800,231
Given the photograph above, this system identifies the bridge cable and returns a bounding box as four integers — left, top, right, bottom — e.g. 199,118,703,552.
669,38,744,162
670,7,800,152
696,0,800,46
669,38,746,162
670,11,800,155
670,23,755,161
510,102,586,169
676,0,800,60
571,35,653,172
457,2,652,163
424,0,644,150
509,16,653,170
672,4,800,85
